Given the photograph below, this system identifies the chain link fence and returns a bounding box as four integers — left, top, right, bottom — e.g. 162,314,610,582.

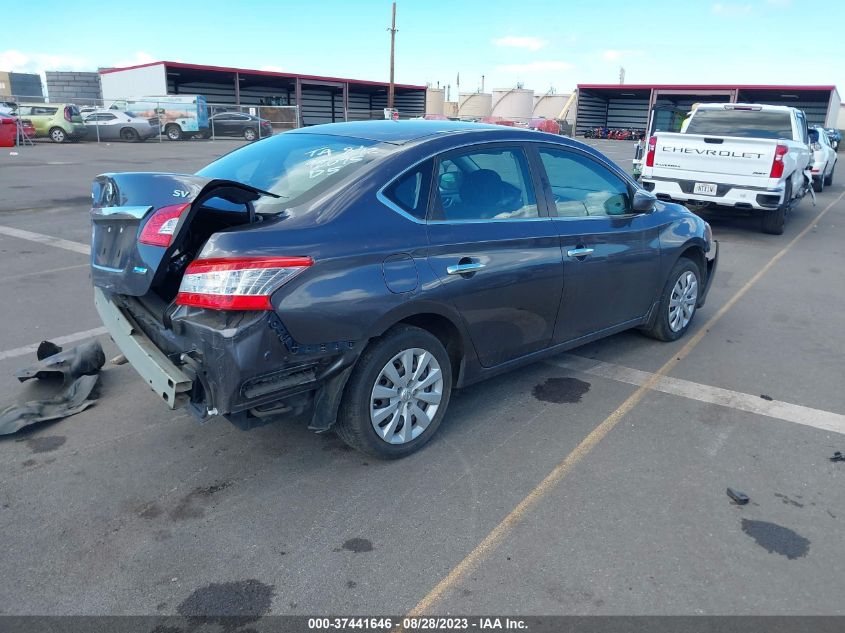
1,94,300,144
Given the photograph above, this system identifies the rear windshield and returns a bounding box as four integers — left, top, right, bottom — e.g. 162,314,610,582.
685,110,793,139
197,133,394,213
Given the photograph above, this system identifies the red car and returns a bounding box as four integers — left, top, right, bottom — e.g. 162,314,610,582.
0,114,36,144
528,117,561,134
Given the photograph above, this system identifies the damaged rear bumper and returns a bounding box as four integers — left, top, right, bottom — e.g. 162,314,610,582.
94,287,193,408
93,287,359,430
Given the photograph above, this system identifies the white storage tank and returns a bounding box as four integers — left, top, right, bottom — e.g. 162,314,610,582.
443,101,459,118
425,88,445,116
492,88,534,121
458,92,492,118
533,93,571,119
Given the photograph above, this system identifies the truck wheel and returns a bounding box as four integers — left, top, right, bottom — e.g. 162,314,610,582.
762,180,790,235
824,164,834,186
165,124,182,141
642,257,701,342
49,127,67,143
335,325,452,459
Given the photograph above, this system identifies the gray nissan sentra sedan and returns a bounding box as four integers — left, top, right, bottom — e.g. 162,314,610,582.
90,121,718,458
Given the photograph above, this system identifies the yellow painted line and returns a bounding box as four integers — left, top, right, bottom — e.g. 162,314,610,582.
408,190,845,616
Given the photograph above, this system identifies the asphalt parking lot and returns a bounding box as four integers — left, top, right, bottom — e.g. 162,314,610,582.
0,135,843,618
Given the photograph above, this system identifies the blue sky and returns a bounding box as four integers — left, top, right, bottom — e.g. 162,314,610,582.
2,0,842,96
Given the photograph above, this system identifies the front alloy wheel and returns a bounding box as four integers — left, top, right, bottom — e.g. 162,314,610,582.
370,348,444,444
668,271,698,332
642,257,701,342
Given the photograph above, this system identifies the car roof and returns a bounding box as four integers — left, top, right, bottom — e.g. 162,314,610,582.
287,120,511,144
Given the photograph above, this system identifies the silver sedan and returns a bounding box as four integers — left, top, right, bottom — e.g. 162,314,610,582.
82,110,160,142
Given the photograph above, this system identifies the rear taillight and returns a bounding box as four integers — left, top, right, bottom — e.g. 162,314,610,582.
138,203,190,247
64,106,73,122
645,136,657,167
175,256,313,311
770,144,788,178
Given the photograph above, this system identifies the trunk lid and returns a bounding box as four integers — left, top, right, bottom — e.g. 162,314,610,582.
652,132,776,179
90,172,271,296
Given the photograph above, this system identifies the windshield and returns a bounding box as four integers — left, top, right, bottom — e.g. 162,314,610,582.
197,133,394,213
685,109,793,139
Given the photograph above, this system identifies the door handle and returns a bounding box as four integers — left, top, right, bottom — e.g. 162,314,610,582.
446,262,486,275
567,247,595,258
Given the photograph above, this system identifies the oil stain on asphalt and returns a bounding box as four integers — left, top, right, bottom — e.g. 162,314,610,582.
177,579,275,630
169,481,233,521
532,377,591,404
741,519,810,559
25,435,66,453
342,537,373,553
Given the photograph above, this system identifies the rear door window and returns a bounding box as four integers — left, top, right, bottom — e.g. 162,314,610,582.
432,147,538,221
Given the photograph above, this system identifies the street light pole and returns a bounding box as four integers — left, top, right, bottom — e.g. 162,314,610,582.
387,1,397,110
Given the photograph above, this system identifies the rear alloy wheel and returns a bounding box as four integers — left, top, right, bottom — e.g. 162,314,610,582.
120,127,140,142
49,127,67,143
643,257,700,342
335,325,452,459
165,124,182,141
243,127,257,141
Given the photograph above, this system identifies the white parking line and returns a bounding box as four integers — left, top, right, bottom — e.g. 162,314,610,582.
550,354,845,435
0,327,108,361
0,225,90,255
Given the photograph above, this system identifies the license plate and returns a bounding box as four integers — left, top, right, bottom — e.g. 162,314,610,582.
693,182,718,195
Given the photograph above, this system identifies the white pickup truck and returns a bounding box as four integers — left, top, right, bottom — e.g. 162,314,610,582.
641,103,812,234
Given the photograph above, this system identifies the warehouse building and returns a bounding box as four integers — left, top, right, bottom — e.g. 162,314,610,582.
0,71,44,101
575,84,841,135
99,61,426,126
46,71,102,104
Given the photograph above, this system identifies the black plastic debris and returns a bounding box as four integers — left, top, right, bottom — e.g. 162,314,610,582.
0,374,99,435
16,340,105,383
36,340,62,361
831,451,845,463
0,340,105,436
727,487,750,505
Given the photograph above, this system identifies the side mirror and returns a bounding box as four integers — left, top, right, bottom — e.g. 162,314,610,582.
631,189,657,213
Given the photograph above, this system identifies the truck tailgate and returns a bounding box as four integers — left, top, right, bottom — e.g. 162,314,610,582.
653,133,776,179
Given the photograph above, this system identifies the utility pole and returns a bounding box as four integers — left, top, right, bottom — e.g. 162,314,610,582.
387,2,397,109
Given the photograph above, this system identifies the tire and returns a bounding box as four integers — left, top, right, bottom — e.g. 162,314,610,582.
120,127,140,142
762,179,790,235
813,167,824,193
335,325,453,459
165,124,182,141
243,127,257,141
824,163,834,187
49,127,67,143
642,257,701,342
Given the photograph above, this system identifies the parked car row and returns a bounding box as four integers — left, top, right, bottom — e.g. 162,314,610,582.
5,96,274,143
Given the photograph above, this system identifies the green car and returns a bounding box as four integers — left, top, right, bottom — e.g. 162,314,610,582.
14,103,88,143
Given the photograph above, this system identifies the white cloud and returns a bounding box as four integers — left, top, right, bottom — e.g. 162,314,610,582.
492,36,549,51
260,65,285,73
496,60,573,73
0,49,90,75
711,3,752,15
